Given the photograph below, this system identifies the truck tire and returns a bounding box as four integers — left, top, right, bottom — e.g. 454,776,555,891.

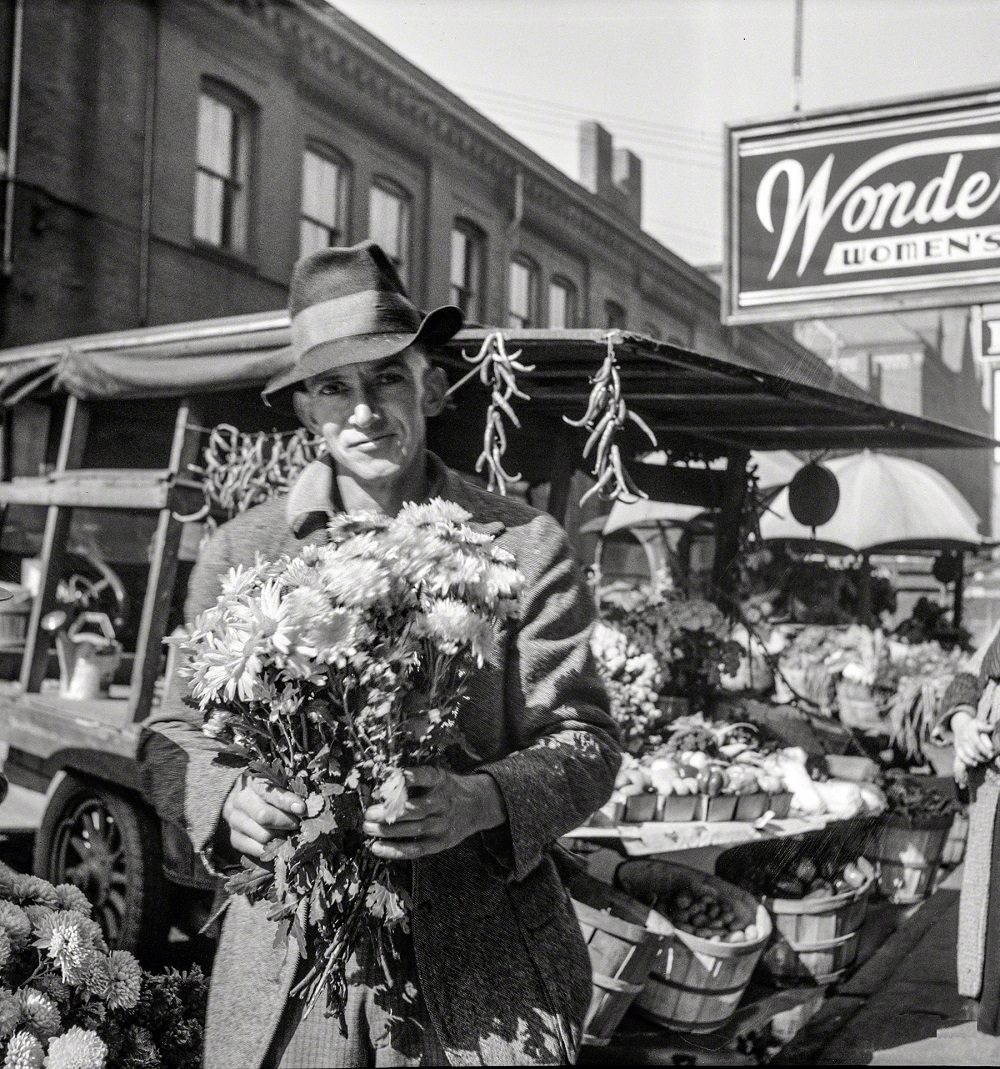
33,775,168,962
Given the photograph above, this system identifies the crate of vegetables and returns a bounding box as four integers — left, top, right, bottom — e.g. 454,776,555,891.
614,858,771,1033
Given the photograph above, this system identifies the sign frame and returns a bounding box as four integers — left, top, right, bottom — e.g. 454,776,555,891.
723,86,1000,325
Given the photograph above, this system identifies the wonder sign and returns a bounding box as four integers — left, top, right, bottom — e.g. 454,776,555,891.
723,89,1000,324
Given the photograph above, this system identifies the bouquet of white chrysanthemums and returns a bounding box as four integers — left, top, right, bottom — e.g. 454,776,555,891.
178,498,525,1025
0,863,206,1069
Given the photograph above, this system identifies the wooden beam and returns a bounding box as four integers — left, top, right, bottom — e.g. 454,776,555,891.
21,397,90,693
128,400,204,721
627,464,726,508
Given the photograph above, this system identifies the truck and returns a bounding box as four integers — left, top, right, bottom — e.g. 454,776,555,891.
0,314,987,958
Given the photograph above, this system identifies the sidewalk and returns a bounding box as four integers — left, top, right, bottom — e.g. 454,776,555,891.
775,863,1000,1065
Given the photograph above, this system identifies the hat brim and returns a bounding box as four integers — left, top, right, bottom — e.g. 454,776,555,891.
262,303,463,402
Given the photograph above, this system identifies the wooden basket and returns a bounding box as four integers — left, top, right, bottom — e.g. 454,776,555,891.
614,859,771,1034
760,858,875,985
871,814,951,904
568,870,673,1047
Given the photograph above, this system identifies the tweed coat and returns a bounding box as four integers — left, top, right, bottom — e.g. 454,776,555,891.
140,453,621,1067
937,623,1000,1001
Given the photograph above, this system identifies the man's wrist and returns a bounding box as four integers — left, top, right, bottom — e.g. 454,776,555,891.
470,773,507,834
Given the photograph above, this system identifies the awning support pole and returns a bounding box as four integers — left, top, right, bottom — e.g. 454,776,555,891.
953,552,965,630
711,449,750,613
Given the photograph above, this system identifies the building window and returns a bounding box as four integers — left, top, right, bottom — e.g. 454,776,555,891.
875,351,923,415
194,82,253,252
548,277,577,328
508,257,537,328
605,300,627,330
300,146,348,257
369,180,410,284
450,221,484,320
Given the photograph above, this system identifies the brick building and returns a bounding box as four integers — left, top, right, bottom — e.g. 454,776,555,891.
0,0,822,397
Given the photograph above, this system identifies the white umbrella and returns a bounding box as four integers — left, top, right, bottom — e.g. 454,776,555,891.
759,450,984,553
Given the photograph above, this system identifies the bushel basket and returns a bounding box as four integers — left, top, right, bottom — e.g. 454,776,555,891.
871,812,952,904
614,858,771,1034
759,857,876,985
567,869,673,1047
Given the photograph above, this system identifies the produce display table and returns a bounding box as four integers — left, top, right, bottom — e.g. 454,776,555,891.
564,813,856,859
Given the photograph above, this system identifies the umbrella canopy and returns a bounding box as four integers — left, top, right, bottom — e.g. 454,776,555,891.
580,450,802,536
759,450,984,554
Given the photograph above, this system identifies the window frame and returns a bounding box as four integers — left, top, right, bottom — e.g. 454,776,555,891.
193,79,255,254
450,220,485,321
508,255,538,329
300,142,350,257
368,178,412,285
548,276,578,329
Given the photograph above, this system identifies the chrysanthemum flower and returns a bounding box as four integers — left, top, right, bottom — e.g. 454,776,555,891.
22,906,53,931
30,975,69,1008
10,877,60,911
0,931,11,970
52,885,91,918
396,499,471,528
318,556,393,609
0,989,21,1039
2,1030,43,1069
32,912,99,983
103,951,142,1011
17,989,60,1038
42,1026,107,1069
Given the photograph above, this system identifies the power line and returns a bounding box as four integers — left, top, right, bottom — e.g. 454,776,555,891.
453,78,722,149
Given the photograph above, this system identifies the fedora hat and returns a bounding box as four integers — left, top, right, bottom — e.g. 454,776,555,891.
262,240,463,400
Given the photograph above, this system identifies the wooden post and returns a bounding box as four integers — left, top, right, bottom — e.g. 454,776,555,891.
857,554,873,627
953,551,965,630
128,399,203,720
21,396,90,692
545,425,578,527
711,449,749,611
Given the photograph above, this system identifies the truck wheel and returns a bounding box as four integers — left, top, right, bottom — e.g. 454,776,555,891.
33,775,167,960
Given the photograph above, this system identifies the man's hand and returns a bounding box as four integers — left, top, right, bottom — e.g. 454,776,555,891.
222,773,305,860
952,709,995,769
363,767,507,861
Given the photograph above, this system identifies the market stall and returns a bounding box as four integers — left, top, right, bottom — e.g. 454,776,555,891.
0,321,991,1060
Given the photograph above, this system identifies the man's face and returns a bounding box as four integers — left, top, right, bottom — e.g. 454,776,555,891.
298,349,445,485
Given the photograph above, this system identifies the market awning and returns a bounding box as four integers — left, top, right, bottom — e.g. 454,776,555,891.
437,329,996,454
0,317,992,455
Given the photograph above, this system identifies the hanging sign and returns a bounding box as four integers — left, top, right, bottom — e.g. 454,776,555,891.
724,89,1000,324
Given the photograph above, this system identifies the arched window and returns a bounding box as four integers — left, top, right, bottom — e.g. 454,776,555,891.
300,143,349,256
450,220,485,320
605,300,627,330
369,179,411,284
508,256,538,328
194,78,256,252
548,276,578,328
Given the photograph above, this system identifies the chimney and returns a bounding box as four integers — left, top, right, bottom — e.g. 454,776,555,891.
578,121,642,225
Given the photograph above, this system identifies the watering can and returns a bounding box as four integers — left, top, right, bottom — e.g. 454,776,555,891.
52,611,122,700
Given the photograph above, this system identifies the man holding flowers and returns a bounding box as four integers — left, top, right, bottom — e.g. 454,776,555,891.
142,241,620,1067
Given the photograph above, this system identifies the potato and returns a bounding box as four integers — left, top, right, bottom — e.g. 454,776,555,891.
721,910,735,927
726,930,746,943
744,924,759,942
690,912,709,928
674,891,693,910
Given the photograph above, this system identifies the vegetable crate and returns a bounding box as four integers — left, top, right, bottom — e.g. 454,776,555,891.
614,859,771,1034
758,858,876,985
567,869,673,1047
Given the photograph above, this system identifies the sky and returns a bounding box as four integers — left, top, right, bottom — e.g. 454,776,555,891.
330,0,1000,268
